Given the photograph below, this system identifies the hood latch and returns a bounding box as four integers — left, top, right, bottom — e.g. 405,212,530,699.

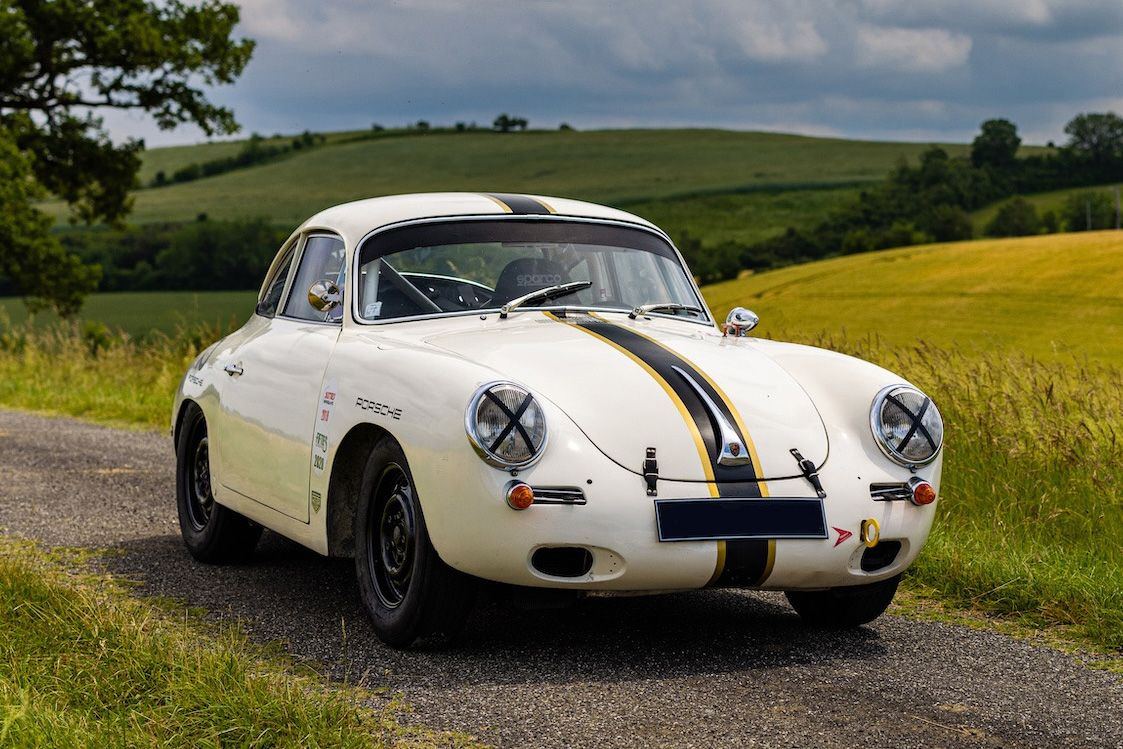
643,447,659,496
791,448,826,498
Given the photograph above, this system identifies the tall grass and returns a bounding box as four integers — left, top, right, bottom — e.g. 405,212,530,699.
787,331,1123,649
0,314,234,430
0,538,476,748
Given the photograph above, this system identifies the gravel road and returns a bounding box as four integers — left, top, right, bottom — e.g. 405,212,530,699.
1,408,1120,748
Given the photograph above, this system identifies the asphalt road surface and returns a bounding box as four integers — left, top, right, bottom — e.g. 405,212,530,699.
1,408,1121,748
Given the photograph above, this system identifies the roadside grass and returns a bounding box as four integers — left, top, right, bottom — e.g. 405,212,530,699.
788,332,1123,650
0,537,480,748
0,314,232,430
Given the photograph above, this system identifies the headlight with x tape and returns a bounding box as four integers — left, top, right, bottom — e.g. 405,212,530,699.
870,384,944,467
466,381,549,469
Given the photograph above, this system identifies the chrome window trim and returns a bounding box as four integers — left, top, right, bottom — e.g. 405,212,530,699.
276,231,347,325
349,214,713,328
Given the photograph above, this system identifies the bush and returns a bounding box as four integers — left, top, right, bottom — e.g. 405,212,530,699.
985,197,1041,237
1061,190,1116,231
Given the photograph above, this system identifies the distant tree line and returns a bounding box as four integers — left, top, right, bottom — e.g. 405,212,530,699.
681,112,1123,284
53,217,290,292
151,132,324,188
152,114,555,187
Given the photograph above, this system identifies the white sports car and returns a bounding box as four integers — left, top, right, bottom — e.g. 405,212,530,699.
173,192,943,647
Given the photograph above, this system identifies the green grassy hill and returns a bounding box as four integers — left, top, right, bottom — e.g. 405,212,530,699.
42,129,971,246
704,230,1123,366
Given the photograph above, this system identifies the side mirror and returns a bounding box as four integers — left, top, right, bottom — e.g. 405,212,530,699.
307,279,342,313
723,307,759,336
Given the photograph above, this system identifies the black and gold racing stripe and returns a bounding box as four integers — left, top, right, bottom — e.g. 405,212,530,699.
546,311,776,586
481,193,556,215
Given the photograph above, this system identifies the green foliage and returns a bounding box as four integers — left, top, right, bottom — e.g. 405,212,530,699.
155,218,288,290
1064,112,1123,165
1061,190,1118,232
0,0,254,316
971,118,1021,169
985,197,1041,237
54,218,290,293
493,113,528,132
0,134,101,316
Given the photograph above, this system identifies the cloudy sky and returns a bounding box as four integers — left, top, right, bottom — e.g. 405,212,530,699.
107,0,1123,147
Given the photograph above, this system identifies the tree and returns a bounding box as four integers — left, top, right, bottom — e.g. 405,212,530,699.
0,0,254,316
971,118,1021,169
493,113,528,132
1063,112,1123,164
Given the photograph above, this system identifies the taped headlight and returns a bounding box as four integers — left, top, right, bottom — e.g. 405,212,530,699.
466,382,548,468
870,385,944,467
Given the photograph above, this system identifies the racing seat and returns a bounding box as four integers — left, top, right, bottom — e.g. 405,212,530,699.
490,257,571,306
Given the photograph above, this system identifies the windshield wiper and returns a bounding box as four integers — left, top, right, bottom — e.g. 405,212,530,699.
499,280,592,318
629,302,703,319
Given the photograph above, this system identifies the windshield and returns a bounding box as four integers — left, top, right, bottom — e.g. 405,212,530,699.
354,219,708,323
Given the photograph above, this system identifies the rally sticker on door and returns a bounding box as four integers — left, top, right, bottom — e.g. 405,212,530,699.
312,379,338,478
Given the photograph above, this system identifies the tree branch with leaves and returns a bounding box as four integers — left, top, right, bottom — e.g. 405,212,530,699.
0,0,254,316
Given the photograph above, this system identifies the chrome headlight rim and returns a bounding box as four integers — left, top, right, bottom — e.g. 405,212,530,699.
870,384,944,468
465,381,549,469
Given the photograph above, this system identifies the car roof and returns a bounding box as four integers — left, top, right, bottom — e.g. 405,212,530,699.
293,192,662,246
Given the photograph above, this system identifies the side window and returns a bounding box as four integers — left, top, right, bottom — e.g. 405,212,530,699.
256,241,297,318
283,234,347,322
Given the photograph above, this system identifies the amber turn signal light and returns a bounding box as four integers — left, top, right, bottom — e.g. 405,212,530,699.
506,482,535,510
909,478,936,506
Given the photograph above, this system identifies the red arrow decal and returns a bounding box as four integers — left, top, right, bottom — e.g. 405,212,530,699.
833,527,853,547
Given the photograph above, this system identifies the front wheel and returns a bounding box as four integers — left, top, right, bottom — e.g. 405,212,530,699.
354,437,475,648
175,403,262,563
785,574,901,627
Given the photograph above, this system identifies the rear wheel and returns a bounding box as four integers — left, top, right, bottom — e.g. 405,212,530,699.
785,574,901,627
175,403,262,562
354,437,475,648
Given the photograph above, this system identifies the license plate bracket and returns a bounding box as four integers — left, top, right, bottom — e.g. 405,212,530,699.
654,497,828,542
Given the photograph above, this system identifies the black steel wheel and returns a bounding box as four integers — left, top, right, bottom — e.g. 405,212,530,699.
785,573,901,627
355,437,475,648
373,465,416,608
175,403,262,562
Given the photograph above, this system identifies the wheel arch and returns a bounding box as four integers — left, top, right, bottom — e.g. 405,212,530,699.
326,422,392,557
173,398,200,449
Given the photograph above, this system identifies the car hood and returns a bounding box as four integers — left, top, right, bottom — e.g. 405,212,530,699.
421,312,829,483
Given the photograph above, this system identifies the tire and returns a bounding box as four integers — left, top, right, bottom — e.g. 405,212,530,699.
785,573,901,627
175,403,262,563
354,437,476,648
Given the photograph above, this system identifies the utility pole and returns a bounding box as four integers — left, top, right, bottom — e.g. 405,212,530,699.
1115,185,1121,230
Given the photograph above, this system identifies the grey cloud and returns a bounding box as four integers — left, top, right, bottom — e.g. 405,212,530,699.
106,0,1123,147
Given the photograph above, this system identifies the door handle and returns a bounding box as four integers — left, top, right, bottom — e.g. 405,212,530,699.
224,363,244,377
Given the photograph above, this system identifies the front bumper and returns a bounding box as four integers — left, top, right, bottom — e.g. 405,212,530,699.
414,426,940,593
